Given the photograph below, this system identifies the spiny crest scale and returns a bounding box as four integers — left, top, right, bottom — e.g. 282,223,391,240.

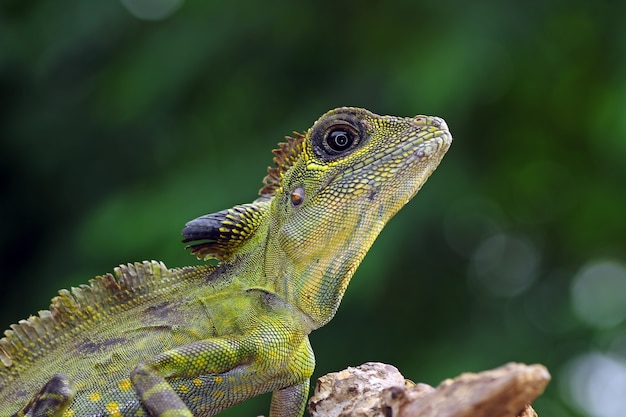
0,261,210,377
259,131,306,198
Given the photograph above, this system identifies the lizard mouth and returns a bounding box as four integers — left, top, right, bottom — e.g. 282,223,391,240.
408,128,452,163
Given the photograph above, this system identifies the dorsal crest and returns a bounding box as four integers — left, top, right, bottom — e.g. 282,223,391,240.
0,261,213,380
258,131,306,199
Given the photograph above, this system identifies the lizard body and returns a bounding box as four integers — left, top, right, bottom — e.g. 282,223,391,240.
0,107,452,417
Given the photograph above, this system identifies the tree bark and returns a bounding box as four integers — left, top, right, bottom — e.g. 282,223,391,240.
308,362,550,417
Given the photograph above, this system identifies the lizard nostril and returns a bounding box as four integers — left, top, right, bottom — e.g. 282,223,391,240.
431,117,448,131
413,116,449,132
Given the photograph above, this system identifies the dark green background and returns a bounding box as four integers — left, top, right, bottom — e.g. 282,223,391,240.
1,1,625,416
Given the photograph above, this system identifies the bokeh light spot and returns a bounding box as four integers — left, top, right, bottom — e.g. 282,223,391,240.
469,233,539,297
121,0,184,21
570,260,626,328
562,352,626,417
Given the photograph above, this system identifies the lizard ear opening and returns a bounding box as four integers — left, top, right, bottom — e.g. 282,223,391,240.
182,200,269,261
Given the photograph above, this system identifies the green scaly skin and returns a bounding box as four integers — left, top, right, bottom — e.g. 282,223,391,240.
0,107,452,417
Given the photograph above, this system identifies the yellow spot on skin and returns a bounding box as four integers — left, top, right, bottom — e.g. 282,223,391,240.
106,401,122,417
63,409,75,417
213,390,224,398
192,378,203,387
192,357,207,368
118,378,132,391
88,392,101,402
179,384,189,394
213,376,222,384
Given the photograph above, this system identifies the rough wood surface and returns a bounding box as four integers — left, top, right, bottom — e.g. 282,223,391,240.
308,362,550,417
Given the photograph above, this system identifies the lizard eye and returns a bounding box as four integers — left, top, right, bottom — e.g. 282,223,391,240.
326,129,354,152
311,114,366,161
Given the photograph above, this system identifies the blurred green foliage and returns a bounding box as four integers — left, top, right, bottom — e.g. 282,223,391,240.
1,1,625,416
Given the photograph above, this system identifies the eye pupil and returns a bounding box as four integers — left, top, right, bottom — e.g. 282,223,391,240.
327,130,353,151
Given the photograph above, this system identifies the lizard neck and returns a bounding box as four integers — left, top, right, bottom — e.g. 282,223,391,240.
260,197,388,332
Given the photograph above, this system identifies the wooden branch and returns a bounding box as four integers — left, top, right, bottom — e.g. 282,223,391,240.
308,362,550,417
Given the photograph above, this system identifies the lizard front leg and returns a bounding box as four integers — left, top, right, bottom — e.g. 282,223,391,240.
131,329,314,417
269,380,310,417
131,338,253,417
11,374,74,417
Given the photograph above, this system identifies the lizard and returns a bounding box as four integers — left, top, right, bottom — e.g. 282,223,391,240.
0,107,452,417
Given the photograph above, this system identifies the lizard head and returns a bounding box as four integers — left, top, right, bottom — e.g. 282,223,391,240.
182,107,452,328
264,107,452,326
